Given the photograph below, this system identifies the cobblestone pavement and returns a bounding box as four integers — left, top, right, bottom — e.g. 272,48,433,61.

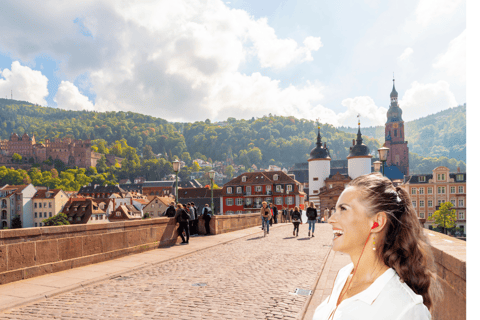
0,223,333,320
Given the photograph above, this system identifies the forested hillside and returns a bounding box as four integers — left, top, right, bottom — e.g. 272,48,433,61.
338,104,466,162
0,98,466,174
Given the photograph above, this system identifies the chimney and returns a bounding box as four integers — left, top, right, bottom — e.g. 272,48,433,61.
324,142,326,148
457,166,460,173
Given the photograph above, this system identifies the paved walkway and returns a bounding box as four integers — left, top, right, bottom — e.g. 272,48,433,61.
0,223,350,320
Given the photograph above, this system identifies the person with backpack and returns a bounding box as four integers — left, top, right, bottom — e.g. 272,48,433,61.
202,204,212,235
191,202,199,236
291,206,302,237
260,201,271,234
306,201,318,237
164,201,176,217
175,204,190,244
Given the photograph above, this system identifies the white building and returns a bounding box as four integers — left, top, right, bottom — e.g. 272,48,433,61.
308,127,332,208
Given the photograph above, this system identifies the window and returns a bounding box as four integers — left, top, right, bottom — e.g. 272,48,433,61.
35,212,37,218
438,200,445,206
236,187,242,194
245,198,252,205
116,212,121,217
39,223,42,227
276,185,282,192
246,186,251,194
237,210,243,214
287,185,293,192
458,211,464,220
450,200,456,206
420,212,425,219
287,196,294,205
226,198,234,206
329,184,333,189
95,215,99,220
419,200,424,207
450,186,455,194
34,203,37,208
265,197,272,203
227,187,232,194
255,186,262,192
427,187,433,194
273,174,278,181
235,198,243,206
428,212,433,219
49,212,52,217
457,174,464,181
39,203,42,208
76,217,81,221
313,177,318,181
459,186,464,193
412,201,416,207
437,173,445,181
418,188,424,195
418,176,426,182
35,223,37,227
275,197,283,205
242,176,247,182
428,200,433,207
49,202,52,208
226,211,234,215
411,188,416,195
459,199,464,207
437,186,445,194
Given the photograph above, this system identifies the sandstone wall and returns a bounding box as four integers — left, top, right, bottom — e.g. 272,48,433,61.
0,213,262,285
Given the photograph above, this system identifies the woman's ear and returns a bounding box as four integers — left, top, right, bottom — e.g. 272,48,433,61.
373,212,388,232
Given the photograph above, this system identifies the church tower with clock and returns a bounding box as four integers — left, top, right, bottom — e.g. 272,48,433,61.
384,77,409,176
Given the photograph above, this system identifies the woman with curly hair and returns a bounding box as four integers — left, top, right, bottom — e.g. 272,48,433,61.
313,173,441,320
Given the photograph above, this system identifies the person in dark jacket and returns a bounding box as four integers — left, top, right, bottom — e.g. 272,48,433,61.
174,204,190,244
260,201,271,234
270,203,279,224
306,202,318,237
202,204,212,235
164,201,176,217
291,206,302,237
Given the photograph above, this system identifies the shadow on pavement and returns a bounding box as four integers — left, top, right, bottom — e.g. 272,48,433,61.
283,237,296,239
297,237,311,240
246,236,265,241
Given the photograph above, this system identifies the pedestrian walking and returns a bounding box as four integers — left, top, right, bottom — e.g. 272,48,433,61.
291,206,302,237
270,203,279,224
164,201,176,217
306,202,318,237
202,204,212,235
281,205,288,223
191,202,199,235
288,208,293,223
174,204,190,244
260,201,271,234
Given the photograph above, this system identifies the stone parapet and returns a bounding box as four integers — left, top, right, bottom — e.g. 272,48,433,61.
425,230,466,320
0,213,262,285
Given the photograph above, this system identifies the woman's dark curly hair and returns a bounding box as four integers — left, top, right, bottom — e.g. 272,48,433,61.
348,172,442,310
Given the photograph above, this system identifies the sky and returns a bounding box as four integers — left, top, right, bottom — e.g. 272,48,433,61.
0,0,466,127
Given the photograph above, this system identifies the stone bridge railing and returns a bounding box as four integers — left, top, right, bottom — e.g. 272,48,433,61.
0,213,262,285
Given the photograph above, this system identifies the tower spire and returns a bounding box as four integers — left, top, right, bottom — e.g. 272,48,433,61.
356,114,363,145
316,118,322,146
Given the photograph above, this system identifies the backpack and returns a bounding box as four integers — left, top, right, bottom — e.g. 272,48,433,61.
181,209,190,221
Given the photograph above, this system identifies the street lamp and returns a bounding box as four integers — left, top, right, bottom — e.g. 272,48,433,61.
173,159,181,203
373,161,382,173
378,145,390,176
208,170,216,215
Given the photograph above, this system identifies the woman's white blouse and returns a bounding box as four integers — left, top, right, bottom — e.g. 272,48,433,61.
312,263,431,320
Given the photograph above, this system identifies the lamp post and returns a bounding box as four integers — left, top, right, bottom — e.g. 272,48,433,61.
378,146,390,177
172,159,180,204
208,170,216,215
373,161,382,173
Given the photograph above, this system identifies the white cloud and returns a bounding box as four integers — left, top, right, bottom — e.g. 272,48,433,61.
433,29,465,83
398,47,413,62
400,80,458,121
0,0,324,122
0,61,48,105
54,81,94,111
337,96,387,127
415,0,464,26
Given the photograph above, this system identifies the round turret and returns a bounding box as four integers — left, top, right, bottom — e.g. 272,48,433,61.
347,126,372,180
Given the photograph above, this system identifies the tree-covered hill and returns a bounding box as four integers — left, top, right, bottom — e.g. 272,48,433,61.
0,98,465,174
338,104,466,163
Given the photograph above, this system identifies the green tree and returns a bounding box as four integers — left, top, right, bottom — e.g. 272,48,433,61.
97,155,108,173
142,145,156,160
225,165,235,178
12,153,22,163
43,213,71,226
430,202,457,234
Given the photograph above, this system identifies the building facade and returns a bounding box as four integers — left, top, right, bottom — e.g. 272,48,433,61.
384,79,409,176
402,166,466,234
32,189,69,227
0,133,107,168
0,184,36,228
221,171,305,214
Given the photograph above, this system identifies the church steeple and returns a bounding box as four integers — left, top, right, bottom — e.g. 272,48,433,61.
356,115,363,145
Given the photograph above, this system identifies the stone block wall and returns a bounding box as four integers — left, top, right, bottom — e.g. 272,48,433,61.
425,230,466,320
0,213,262,285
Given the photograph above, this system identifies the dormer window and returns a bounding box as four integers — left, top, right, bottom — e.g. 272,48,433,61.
457,174,464,181
242,176,247,182
418,176,426,182
236,187,242,194
273,174,278,181
227,187,233,194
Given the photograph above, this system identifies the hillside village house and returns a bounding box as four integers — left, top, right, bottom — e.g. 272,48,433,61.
143,196,171,218
32,189,69,227
61,198,112,224
220,171,305,214
109,204,142,221
0,184,36,228
402,166,467,234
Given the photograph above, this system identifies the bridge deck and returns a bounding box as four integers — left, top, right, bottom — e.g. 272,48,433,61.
0,223,346,320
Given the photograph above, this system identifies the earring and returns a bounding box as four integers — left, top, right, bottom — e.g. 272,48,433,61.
372,234,376,251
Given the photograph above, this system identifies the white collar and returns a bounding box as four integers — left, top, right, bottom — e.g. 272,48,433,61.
334,263,397,306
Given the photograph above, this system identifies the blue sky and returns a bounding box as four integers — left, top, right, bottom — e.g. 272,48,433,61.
0,0,466,127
